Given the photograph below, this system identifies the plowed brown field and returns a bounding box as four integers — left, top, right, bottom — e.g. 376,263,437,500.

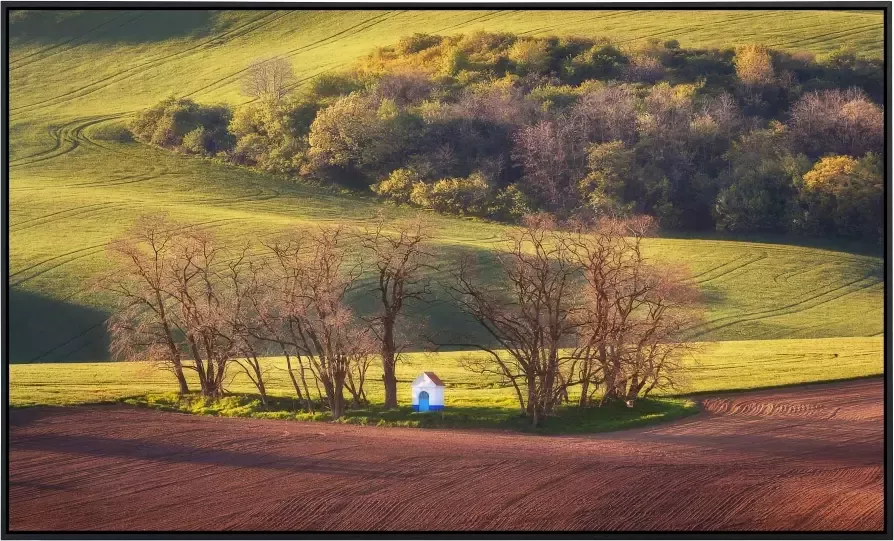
8,379,885,532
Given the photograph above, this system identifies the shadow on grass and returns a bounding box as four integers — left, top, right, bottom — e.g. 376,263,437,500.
9,10,237,45
8,288,111,363
120,392,699,435
658,229,883,258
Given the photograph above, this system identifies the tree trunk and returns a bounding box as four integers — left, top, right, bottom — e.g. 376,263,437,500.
189,338,209,396
322,371,347,420
205,359,217,398
579,377,590,407
172,359,190,395
298,362,315,414
626,374,643,404
253,360,267,407
526,377,537,420
381,324,398,409
156,291,188,395
329,384,345,420
382,355,398,409
285,355,303,399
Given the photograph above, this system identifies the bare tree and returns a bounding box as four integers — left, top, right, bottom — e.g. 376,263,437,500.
443,213,700,425
105,215,192,394
361,214,436,409
242,57,297,102
160,227,236,398
512,120,577,211
250,239,317,412
566,216,700,406
105,216,257,400
788,88,883,158
444,214,583,426
345,342,376,408
570,84,638,145
262,227,371,419
224,255,272,407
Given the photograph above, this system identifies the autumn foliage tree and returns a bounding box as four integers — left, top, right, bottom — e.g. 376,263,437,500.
800,153,883,240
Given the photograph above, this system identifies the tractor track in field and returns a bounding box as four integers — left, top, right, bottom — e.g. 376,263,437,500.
517,10,637,36
9,202,112,229
772,265,825,284
614,10,779,46
9,203,135,233
780,22,882,49
10,116,124,168
687,276,880,338
11,11,286,114
8,218,245,287
25,317,113,364
687,251,768,285
181,11,399,100
9,11,147,72
66,174,163,189
8,379,883,531
429,10,517,34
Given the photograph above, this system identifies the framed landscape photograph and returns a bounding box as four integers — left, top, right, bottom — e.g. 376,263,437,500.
4,1,890,537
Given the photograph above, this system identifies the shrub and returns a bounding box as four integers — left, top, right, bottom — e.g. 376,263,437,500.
414,173,491,215
788,88,883,158
308,92,389,171
409,180,432,208
487,185,530,222
800,153,882,240
181,127,209,155
396,33,442,55
228,97,313,173
130,97,232,154
90,123,134,143
579,140,635,214
307,72,364,100
565,44,629,83
734,44,775,87
373,71,433,106
373,168,420,204
508,39,550,75
623,54,666,84
440,46,468,76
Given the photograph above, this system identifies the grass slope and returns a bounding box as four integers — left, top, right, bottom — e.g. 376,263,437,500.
10,336,883,407
8,10,884,403
8,336,882,431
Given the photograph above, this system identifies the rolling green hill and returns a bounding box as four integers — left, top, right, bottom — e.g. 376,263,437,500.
8,6,884,403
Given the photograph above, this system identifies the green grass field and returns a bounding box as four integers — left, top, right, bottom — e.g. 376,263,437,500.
9,336,882,431
10,336,882,408
8,10,885,426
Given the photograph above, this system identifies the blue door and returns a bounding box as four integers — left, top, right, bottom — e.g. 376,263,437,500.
418,391,430,412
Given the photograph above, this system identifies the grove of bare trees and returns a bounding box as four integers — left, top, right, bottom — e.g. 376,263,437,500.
105,215,435,419
105,211,701,426
445,214,700,426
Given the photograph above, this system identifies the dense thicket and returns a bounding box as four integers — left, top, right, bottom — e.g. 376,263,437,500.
130,33,884,241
